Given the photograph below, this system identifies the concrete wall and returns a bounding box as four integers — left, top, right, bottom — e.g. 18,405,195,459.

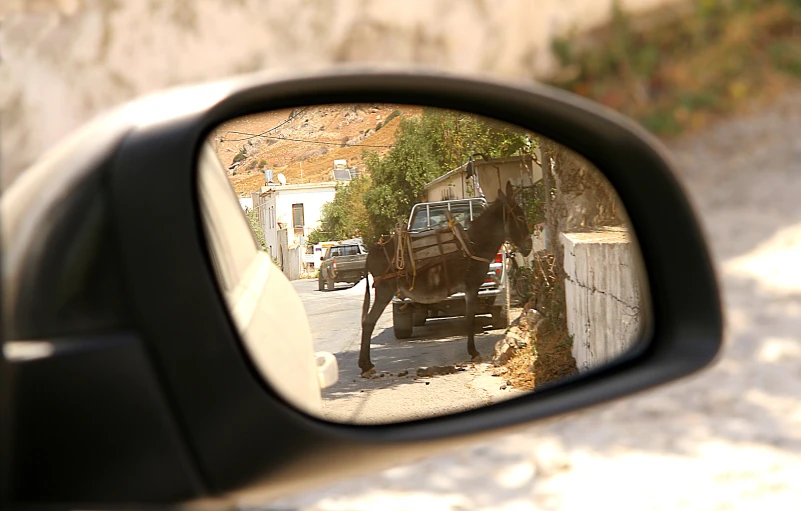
3,0,687,189
276,227,303,281
273,218,311,281
560,228,641,373
260,195,279,260
284,247,304,281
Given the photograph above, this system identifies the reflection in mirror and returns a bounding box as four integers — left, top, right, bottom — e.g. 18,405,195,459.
198,104,650,425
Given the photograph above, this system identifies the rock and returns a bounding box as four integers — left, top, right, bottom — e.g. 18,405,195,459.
493,337,516,366
492,367,509,377
492,326,531,365
417,367,435,377
526,309,543,329
433,365,457,375
507,326,529,348
500,384,507,390
398,370,409,377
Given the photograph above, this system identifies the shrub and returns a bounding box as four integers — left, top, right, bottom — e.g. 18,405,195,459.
383,109,401,125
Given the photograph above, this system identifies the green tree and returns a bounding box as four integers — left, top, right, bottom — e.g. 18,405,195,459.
307,176,372,244
362,108,530,242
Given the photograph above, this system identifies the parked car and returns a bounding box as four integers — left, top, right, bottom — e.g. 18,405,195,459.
391,198,511,338
318,241,368,291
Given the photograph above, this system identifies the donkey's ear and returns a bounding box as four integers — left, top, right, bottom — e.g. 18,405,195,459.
505,181,515,200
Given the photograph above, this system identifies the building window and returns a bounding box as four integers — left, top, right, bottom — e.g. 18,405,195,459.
292,203,304,228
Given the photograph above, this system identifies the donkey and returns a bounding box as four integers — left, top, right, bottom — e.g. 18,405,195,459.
359,181,533,376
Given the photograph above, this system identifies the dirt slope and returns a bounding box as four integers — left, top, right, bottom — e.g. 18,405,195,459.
212,104,422,195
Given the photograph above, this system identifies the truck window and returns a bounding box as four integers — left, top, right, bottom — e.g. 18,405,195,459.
341,245,359,256
410,201,484,230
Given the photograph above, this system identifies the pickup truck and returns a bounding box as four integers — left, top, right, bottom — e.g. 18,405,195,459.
318,241,368,291
391,198,511,338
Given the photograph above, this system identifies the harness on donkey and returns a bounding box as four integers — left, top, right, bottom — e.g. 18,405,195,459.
372,210,491,296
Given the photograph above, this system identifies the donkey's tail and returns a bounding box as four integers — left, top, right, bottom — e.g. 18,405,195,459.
361,274,371,323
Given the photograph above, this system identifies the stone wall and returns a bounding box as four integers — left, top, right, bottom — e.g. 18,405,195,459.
560,228,641,372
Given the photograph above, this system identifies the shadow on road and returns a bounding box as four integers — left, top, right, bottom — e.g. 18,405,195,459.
323,315,504,400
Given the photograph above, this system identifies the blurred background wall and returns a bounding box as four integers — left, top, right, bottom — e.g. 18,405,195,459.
1,0,682,188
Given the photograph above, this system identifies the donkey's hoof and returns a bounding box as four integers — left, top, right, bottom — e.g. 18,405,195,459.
471,354,483,363
360,367,376,378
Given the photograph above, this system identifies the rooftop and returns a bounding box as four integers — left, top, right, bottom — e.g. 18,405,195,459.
259,181,338,195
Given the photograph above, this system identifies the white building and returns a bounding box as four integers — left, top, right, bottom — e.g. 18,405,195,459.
252,182,337,273
423,154,541,203
238,197,253,211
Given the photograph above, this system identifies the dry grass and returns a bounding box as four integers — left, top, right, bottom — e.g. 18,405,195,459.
212,104,422,196
499,315,578,392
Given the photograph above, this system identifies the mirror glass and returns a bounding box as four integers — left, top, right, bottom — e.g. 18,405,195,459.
197,103,651,425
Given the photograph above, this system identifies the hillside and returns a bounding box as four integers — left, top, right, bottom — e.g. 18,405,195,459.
212,104,422,195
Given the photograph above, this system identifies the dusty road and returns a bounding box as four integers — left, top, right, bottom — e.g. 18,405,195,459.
256,91,801,511
292,279,526,424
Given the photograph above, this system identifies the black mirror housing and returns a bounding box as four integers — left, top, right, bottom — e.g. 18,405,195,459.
1,69,722,508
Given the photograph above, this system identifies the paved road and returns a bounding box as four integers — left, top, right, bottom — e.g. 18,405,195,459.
291,278,526,425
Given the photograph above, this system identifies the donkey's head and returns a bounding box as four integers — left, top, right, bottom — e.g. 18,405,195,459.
497,181,532,257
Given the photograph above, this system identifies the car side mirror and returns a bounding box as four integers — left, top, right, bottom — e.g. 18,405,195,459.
1,68,722,509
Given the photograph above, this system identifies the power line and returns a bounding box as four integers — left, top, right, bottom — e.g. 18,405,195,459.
227,134,395,149
223,107,310,142
222,106,396,149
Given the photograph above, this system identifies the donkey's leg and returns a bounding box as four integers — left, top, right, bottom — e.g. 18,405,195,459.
359,281,395,376
465,289,481,361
